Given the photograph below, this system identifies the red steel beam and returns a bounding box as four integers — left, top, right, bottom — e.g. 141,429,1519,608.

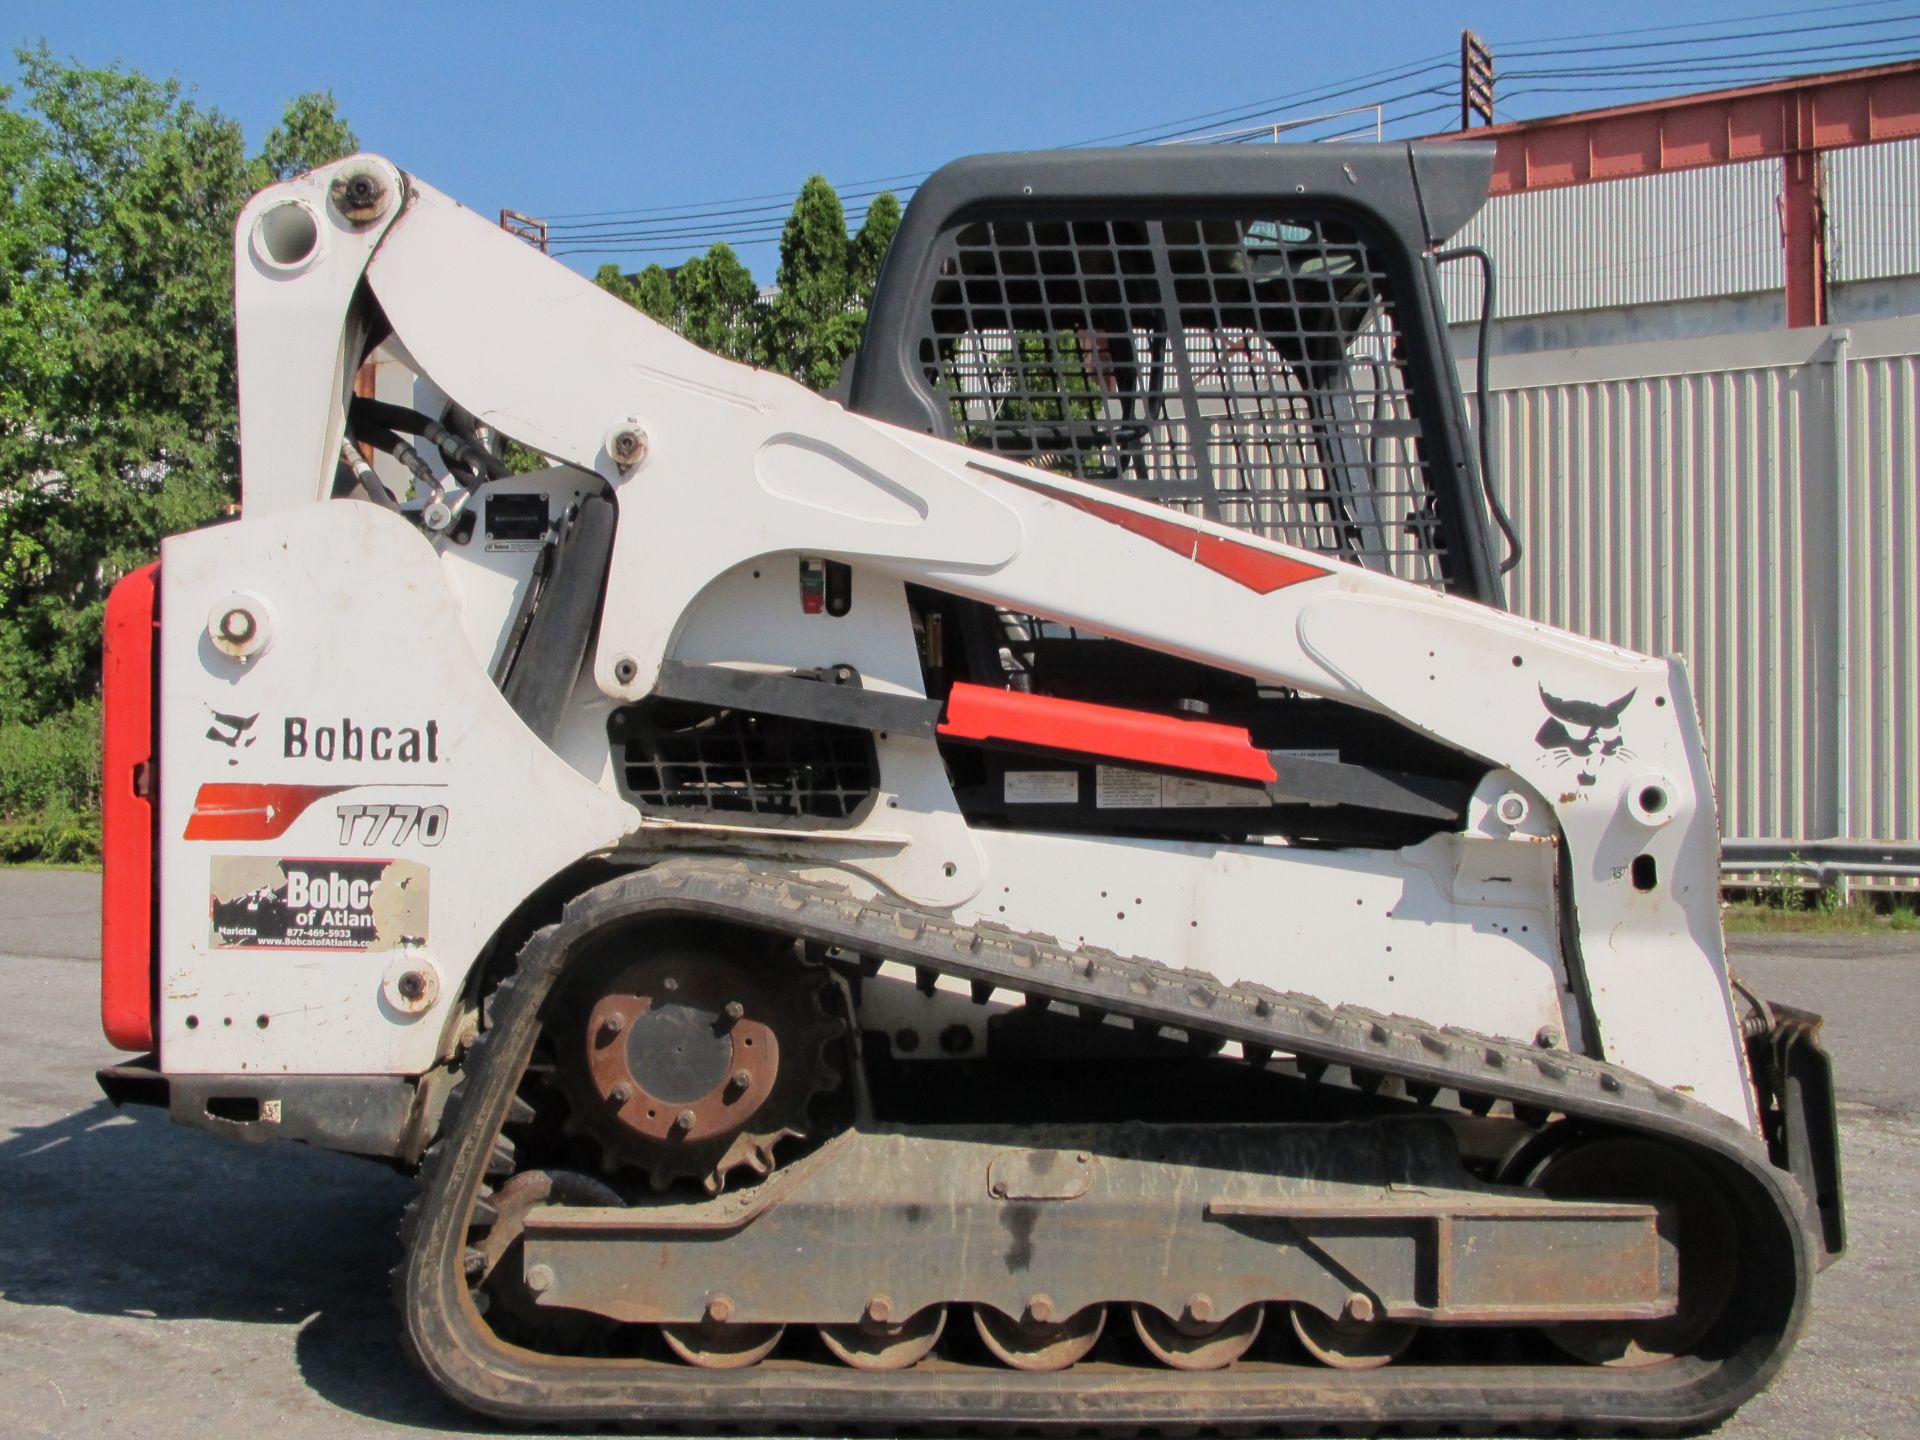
1433,59,1920,195
1431,60,1920,329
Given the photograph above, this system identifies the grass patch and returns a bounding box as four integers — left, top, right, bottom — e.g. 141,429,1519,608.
1723,896,1920,934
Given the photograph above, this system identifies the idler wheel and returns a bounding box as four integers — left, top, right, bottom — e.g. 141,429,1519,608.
973,1302,1106,1371
819,1303,947,1371
471,1168,623,1346
1131,1301,1263,1370
1520,1135,1738,1367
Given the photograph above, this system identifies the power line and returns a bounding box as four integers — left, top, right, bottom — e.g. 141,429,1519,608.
542,171,928,224
1501,32,1920,78
1496,8,1919,59
1061,52,1454,146
1491,0,1916,50
547,12,1920,265
546,182,914,236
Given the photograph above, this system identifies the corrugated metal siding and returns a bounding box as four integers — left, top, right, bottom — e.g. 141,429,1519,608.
1481,319,1918,843
1828,138,1920,284
1846,349,1920,840
1440,160,1783,323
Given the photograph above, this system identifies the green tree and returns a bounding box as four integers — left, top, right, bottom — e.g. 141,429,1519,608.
675,242,761,363
0,50,356,725
257,89,357,182
849,190,901,308
595,260,675,323
767,175,865,392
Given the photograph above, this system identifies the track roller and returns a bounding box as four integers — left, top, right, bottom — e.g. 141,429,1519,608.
1287,1301,1413,1370
819,1304,947,1371
661,1318,785,1369
973,1302,1106,1371
1130,1301,1264,1370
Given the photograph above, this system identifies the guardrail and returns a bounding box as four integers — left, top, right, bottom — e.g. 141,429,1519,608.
1720,839,1920,889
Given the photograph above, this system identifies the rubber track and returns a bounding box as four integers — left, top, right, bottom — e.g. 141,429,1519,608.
398,859,1815,1434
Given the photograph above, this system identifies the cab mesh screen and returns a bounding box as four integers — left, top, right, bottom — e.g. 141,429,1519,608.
917,214,1449,586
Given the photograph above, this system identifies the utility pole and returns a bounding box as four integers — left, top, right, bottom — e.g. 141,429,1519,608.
499,209,550,254
1461,31,1495,130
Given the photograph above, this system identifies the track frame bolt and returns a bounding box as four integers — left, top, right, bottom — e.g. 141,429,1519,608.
602,1012,625,1037
609,1083,632,1105
1343,1292,1376,1325
674,1108,697,1131
724,1000,745,1021
525,1264,554,1295
865,1295,894,1325
1186,1293,1214,1323
1026,1294,1055,1324
706,1294,734,1323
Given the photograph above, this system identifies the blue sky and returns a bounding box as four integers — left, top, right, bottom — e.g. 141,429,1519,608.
6,1,1915,281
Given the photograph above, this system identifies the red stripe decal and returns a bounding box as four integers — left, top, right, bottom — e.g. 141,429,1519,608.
939,682,1278,785
974,463,1329,594
185,784,349,841
102,562,160,1052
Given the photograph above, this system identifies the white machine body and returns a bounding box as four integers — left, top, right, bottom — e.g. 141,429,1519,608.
146,156,1751,1129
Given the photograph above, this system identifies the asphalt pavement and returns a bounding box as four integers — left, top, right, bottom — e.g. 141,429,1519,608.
2,867,1915,1438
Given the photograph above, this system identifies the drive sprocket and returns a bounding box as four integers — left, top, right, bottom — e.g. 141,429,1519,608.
548,922,844,1193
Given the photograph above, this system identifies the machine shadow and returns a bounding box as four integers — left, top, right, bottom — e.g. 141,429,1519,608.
0,1096,485,1432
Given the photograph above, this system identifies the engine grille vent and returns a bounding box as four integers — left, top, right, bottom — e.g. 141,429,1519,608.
611,702,876,822
917,212,1450,587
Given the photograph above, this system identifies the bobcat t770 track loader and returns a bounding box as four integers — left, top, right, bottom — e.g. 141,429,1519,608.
95,145,1844,1431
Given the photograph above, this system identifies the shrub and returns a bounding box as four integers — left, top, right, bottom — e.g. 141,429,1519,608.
0,702,104,862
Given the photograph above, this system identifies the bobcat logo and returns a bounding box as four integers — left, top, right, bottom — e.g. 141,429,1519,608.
205,709,259,768
1535,687,1635,787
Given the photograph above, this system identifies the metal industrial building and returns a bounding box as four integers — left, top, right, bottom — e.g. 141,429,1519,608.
1430,62,1920,884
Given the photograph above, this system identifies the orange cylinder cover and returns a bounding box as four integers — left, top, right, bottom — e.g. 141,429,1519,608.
101,561,159,1052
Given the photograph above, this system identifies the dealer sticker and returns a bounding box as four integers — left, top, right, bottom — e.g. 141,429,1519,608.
210,855,429,951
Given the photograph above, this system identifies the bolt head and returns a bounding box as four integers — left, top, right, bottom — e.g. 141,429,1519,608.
1536,1026,1562,1050
525,1263,554,1295
602,1012,626,1036
609,1083,632,1105
706,1294,734,1323
662,976,679,992
865,1295,894,1325
724,1000,745,1021
608,426,648,469
1344,1292,1376,1325
729,1069,752,1092
1026,1294,1055,1324
396,970,427,1002
674,1108,696,1131
218,608,255,642
1187,1293,1214,1323
330,167,390,224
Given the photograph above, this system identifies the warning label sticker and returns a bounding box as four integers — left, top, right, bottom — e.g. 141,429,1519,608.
1094,766,1273,810
209,855,429,951
1003,770,1080,804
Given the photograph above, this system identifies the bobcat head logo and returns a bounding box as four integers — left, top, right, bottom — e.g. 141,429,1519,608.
1536,687,1635,787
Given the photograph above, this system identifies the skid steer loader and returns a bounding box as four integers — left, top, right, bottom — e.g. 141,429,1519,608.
94,144,1843,1431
